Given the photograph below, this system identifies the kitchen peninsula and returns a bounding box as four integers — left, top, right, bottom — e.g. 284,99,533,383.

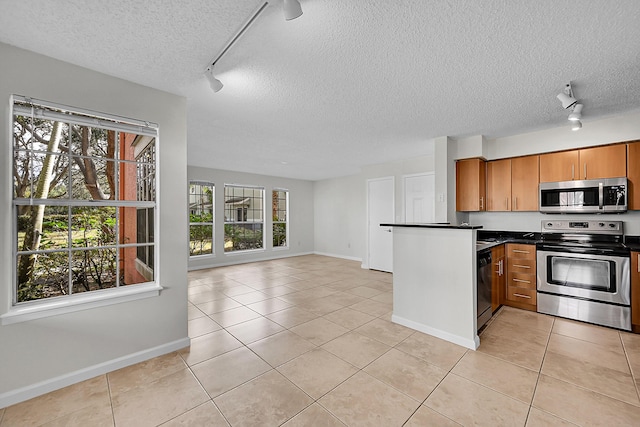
381,223,483,350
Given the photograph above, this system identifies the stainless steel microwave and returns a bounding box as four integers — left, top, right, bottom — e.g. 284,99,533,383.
539,177,627,213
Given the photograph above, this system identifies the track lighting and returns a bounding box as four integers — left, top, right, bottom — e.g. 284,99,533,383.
205,67,223,92
283,0,303,20
557,83,577,109
203,1,303,92
557,82,584,130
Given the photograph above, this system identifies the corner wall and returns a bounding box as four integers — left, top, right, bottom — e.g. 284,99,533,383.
0,42,188,407
313,150,436,264
187,166,315,269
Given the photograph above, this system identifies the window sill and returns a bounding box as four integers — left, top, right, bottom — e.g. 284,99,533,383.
223,248,266,256
272,246,290,251
0,283,163,326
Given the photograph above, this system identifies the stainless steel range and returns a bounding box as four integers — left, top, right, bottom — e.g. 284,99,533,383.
536,220,631,331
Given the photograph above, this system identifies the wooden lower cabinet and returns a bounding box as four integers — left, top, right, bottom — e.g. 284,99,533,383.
632,251,640,333
491,244,505,312
503,243,537,311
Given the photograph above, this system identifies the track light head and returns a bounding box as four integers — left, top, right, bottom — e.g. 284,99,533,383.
283,0,303,20
205,68,223,92
570,120,582,131
568,104,583,121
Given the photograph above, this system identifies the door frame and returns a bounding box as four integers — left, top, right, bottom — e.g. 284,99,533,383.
366,176,395,272
402,171,435,223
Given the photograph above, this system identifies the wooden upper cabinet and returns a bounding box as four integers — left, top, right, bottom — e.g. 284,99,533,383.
578,144,626,180
540,145,626,182
539,151,579,182
487,159,511,211
456,158,486,211
511,155,539,211
628,141,640,210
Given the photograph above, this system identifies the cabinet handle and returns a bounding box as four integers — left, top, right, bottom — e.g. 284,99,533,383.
637,254,640,273
512,249,530,254
513,293,532,299
506,197,509,210
584,163,587,179
513,264,530,269
514,197,517,211
480,197,484,210
500,259,504,275
571,164,574,180
513,278,531,284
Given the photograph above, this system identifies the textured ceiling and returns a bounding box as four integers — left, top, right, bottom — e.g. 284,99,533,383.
1,0,640,180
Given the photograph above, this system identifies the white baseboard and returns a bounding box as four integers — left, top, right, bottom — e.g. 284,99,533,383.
313,251,362,263
0,337,190,409
188,251,315,271
391,314,479,350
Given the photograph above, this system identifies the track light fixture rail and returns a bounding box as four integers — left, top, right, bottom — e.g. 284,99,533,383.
204,0,303,93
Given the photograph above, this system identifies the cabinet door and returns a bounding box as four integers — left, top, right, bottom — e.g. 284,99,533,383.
456,158,486,211
539,151,579,182
628,142,640,210
579,144,626,180
487,159,511,211
511,155,539,211
632,251,640,331
491,245,505,312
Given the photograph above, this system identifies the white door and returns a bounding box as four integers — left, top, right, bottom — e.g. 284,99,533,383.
404,173,435,223
368,177,394,272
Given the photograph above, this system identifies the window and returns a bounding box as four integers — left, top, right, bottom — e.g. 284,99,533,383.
189,182,214,256
272,189,288,248
12,96,158,305
224,185,264,252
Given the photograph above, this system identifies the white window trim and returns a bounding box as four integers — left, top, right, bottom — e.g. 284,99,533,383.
189,181,215,258
9,95,160,315
0,282,162,325
272,188,289,249
223,184,265,253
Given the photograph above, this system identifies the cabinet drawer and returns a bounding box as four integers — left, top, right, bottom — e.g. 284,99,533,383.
507,244,536,260
506,286,537,304
507,257,535,272
508,272,536,289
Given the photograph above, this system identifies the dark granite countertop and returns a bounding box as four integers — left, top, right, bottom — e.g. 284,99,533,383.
476,230,541,251
380,223,483,230
625,236,640,251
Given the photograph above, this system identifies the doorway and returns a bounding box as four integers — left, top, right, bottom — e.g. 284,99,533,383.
367,177,394,272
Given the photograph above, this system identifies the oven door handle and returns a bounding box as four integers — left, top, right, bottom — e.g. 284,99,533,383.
538,245,631,258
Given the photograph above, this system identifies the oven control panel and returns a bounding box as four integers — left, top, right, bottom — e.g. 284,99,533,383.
542,220,623,235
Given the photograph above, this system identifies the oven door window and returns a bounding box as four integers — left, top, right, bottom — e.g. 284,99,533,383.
547,256,616,293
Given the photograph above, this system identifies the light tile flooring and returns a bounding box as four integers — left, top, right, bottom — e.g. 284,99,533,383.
2,254,640,426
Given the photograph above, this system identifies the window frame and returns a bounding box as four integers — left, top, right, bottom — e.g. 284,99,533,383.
272,188,289,250
223,184,265,254
189,181,215,257
2,95,161,325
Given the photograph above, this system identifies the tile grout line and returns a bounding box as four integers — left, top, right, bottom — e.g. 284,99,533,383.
619,332,640,406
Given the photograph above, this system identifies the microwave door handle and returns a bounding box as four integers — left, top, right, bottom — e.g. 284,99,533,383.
599,182,604,210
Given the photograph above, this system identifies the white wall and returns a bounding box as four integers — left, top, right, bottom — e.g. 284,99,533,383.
0,42,188,406
188,166,314,269
313,151,436,264
468,110,640,234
